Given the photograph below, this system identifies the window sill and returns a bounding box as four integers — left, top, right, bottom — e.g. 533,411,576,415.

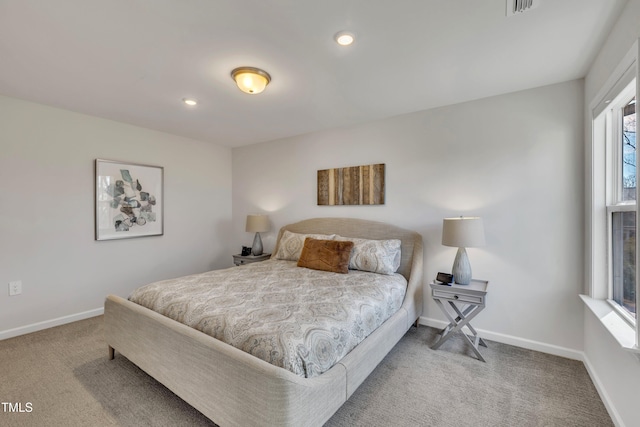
580,294,639,354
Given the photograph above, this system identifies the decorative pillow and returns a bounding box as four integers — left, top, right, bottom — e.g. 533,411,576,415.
273,230,336,261
335,236,402,275
297,238,354,274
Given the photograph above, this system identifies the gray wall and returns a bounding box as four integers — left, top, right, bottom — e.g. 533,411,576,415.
0,95,232,336
232,79,585,356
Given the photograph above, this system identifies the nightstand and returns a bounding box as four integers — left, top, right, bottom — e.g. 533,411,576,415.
430,279,489,362
233,253,271,266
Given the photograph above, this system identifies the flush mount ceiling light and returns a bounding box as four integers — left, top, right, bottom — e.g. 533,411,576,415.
231,67,271,94
334,31,355,46
182,98,197,106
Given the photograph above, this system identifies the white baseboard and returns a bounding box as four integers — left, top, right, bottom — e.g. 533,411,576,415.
0,307,104,341
581,353,626,427
418,316,584,360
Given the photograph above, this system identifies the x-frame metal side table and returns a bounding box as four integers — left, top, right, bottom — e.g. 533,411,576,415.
430,279,489,362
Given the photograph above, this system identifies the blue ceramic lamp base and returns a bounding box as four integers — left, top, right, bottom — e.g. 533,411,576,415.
252,232,263,256
452,247,472,285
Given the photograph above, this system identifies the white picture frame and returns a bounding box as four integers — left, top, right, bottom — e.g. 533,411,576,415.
95,159,164,241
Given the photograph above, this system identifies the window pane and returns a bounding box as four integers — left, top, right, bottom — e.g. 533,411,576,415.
622,97,636,201
611,211,636,318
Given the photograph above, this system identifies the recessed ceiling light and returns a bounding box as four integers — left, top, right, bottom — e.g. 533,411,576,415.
182,98,197,106
335,31,355,46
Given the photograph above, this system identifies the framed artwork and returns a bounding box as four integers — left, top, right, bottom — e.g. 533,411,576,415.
95,159,164,241
317,163,385,205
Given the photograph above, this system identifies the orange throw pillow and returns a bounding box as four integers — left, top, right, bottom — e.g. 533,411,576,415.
297,238,354,274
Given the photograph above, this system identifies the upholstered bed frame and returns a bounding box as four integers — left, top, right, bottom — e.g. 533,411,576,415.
104,217,424,426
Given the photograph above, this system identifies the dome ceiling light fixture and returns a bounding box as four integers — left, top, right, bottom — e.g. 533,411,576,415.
182,98,197,106
231,67,271,95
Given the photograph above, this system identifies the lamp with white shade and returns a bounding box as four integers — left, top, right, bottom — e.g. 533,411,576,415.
245,214,270,256
442,216,485,285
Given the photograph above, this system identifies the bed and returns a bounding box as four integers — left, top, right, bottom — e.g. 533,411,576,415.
104,217,423,426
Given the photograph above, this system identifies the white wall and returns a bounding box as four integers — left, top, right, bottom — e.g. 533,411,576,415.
583,0,640,426
0,95,232,337
233,79,585,355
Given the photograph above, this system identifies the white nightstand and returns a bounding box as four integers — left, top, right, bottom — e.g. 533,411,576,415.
233,253,271,266
430,279,489,362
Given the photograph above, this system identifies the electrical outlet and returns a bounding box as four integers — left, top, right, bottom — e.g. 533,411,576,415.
9,280,22,296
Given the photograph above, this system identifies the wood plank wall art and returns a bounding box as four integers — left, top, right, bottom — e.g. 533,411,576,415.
317,163,385,205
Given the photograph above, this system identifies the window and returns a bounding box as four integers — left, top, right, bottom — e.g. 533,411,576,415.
604,82,637,323
587,42,640,349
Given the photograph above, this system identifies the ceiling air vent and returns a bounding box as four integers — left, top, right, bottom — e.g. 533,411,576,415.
506,0,540,16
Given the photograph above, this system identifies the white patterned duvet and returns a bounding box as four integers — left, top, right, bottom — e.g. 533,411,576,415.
128,259,407,378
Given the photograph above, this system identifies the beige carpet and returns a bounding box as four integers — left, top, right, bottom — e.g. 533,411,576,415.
0,316,612,427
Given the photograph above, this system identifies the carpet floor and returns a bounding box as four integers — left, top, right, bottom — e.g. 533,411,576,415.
0,316,612,427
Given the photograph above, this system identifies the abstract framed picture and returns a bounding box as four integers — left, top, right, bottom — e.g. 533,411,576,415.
317,163,385,205
95,159,164,241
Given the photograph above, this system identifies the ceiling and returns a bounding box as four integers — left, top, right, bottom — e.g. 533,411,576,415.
0,0,628,147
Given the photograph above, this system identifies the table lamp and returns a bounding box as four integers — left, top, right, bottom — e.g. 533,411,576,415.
245,214,270,256
442,216,485,285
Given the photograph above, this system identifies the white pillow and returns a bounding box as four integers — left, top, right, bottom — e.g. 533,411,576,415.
274,230,336,261
335,236,402,275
